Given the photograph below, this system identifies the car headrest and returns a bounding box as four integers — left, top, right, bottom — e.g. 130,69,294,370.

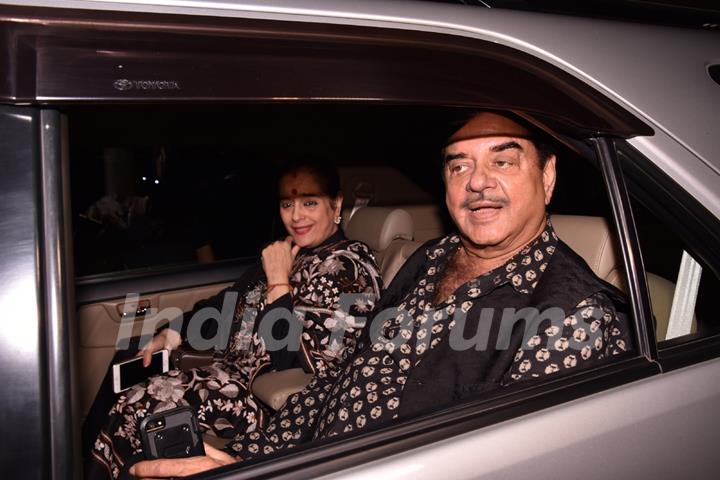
345,207,414,252
551,214,622,282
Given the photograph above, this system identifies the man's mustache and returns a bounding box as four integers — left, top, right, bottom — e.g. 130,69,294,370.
461,193,509,209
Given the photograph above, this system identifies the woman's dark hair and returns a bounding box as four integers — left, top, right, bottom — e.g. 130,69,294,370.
277,157,342,198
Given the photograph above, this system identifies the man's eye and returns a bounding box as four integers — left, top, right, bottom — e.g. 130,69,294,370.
449,164,468,174
494,159,513,168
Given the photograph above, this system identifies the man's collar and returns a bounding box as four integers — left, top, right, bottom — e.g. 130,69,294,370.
502,217,558,294
444,217,558,295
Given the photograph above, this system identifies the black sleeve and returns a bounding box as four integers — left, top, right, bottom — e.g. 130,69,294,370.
502,292,632,384
259,293,300,371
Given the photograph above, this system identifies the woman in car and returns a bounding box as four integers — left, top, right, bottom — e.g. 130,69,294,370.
85,158,382,480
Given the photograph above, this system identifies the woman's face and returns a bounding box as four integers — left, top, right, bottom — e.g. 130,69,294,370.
278,169,342,248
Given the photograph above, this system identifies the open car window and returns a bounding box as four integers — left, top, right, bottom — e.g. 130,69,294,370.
618,142,720,363
57,17,652,480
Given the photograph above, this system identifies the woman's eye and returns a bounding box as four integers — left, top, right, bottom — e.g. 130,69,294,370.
304,200,318,207
280,201,293,209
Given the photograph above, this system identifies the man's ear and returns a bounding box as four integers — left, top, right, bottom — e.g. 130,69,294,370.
542,155,557,205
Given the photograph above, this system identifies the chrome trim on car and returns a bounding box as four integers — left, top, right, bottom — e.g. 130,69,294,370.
39,110,81,478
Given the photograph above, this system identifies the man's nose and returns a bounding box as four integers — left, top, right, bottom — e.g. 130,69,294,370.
466,165,496,192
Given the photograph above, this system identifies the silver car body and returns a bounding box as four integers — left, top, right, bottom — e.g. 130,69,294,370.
1,1,719,478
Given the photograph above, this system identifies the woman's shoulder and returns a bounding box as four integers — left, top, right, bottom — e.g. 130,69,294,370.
316,237,370,258
320,239,378,269
339,239,373,256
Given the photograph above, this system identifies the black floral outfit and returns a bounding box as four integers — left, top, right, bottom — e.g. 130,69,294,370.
225,219,633,460
88,231,381,479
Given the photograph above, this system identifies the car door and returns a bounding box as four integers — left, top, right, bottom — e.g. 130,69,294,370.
0,106,74,479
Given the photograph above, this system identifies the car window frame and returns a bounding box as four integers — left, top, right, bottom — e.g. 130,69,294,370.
66,132,663,480
615,140,720,372
75,256,258,306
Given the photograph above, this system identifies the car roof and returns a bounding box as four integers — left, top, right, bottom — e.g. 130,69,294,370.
428,0,720,30
3,0,719,211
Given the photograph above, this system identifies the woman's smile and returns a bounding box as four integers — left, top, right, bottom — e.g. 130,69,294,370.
292,224,313,236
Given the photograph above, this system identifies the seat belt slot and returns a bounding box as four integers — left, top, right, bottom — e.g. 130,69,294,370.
665,251,702,340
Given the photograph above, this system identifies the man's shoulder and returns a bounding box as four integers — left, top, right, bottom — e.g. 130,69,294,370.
538,240,628,312
551,240,613,286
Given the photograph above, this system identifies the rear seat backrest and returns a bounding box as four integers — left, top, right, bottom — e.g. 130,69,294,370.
551,214,695,340
253,211,692,416
343,203,444,284
550,214,627,291
381,239,423,285
400,204,446,243
344,207,414,283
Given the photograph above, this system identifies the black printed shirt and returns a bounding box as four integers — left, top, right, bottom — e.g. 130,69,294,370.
225,219,632,460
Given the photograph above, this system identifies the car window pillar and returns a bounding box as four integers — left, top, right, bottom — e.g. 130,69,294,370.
592,136,658,362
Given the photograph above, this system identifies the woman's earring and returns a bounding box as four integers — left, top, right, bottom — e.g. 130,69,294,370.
334,216,342,225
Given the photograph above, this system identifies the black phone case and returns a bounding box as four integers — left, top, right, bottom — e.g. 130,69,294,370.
139,406,205,460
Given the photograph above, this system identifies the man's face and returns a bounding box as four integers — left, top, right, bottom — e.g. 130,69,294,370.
443,115,556,255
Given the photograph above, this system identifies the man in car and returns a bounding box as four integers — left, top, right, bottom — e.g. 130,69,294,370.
129,111,633,479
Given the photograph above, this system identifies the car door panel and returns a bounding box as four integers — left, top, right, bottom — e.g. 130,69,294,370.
314,358,720,480
77,281,233,417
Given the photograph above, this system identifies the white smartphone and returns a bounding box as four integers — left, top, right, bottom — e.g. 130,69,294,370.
112,349,170,394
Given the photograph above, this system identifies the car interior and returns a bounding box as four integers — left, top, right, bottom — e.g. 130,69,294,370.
68,103,700,452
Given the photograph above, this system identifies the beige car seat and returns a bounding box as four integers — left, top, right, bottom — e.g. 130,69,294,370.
344,207,415,282
400,204,446,243
551,214,628,291
551,214,695,339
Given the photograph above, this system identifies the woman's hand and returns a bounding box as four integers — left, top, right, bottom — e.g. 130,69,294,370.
137,328,182,367
129,443,236,478
261,236,300,284
261,237,300,304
